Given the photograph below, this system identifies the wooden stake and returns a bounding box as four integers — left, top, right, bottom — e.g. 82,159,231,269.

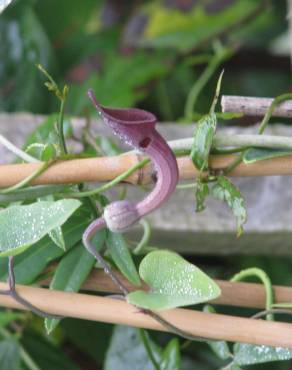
221,95,292,117
77,270,292,310
2,154,292,189
1,282,292,348
40,268,292,310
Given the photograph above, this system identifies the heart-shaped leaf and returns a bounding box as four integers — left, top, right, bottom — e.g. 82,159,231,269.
0,200,81,257
127,250,220,310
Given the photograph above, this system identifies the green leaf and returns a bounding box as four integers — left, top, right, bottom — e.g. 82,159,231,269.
161,339,181,370
194,178,209,212
67,52,168,114
21,329,81,370
49,226,66,251
243,147,292,164
0,1,13,14
233,343,292,366
203,305,232,360
127,250,220,310
190,113,217,171
104,326,159,370
0,339,20,370
45,231,106,334
211,176,247,237
140,1,265,52
0,4,55,112
222,363,242,370
62,319,113,365
24,114,72,150
107,232,141,287
0,199,81,257
0,208,90,284
0,312,23,329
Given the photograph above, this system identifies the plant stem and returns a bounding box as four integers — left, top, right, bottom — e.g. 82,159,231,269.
0,161,54,194
63,158,150,198
184,47,233,120
258,93,292,134
168,134,292,153
0,135,38,163
139,329,161,370
133,219,152,255
58,99,68,154
231,268,274,321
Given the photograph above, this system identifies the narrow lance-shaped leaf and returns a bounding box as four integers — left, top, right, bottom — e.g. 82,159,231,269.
190,71,223,171
194,177,209,212
0,200,81,257
190,113,217,171
107,232,141,286
45,230,106,334
211,176,247,237
243,147,292,164
127,250,220,310
0,339,20,370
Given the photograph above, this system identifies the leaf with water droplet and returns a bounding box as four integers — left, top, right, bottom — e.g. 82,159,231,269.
233,343,292,366
127,250,220,310
190,113,217,171
211,176,247,237
0,199,81,257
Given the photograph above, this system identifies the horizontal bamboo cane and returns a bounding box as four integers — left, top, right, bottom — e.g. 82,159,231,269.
221,95,292,117
79,270,292,310
1,282,292,348
2,153,292,189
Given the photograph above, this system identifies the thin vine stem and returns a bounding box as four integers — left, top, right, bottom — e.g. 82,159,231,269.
184,46,233,120
0,161,54,194
58,99,68,155
0,135,38,163
62,158,150,198
252,308,292,320
230,268,274,321
133,219,152,255
258,93,292,134
223,93,292,174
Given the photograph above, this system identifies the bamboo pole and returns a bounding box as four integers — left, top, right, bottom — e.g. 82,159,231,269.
1,282,292,348
2,153,292,189
40,268,292,310
77,270,292,310
221,95,292,117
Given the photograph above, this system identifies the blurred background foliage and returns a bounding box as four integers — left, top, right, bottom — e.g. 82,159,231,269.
1,1,292,369
0,0,290,121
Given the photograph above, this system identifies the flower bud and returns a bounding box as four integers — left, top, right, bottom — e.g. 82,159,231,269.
103,200,139,233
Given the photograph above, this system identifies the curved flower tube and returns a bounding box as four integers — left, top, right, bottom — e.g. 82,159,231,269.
82,89,179,291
